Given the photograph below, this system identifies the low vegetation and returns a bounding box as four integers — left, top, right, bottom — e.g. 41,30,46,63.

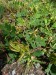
0,0,56,75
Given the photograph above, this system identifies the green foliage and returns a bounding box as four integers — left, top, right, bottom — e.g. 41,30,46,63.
45,64,56,75
0,0,56,74
0,4,5,18
0,23,16,38
32,50,44,57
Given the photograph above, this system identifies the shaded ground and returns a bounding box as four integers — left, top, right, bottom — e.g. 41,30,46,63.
0,53,7,75
0,34,7,75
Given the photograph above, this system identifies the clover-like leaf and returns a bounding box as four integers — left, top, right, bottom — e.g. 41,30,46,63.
32,50,44,57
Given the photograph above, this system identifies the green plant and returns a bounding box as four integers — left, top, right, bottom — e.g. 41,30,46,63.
0,4,5,18
0,0,56,74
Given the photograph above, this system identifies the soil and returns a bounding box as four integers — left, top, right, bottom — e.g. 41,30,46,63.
0,34,7,75
0,53,7,75
1,61,45,75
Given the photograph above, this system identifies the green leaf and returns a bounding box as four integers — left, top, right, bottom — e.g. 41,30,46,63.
45,64,52,75
32,50,44,57
49,53,56,64
0,4,5,18
52,22,56,28
50,64,56,75
25,34,30,41
33,13,41,19
17,17,25,26
35,35,46,47
5,23,11,31
9,53,15,59
52,43,56,49
30,41,36,48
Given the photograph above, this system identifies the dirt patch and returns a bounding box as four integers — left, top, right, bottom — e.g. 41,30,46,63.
2,62,45,75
